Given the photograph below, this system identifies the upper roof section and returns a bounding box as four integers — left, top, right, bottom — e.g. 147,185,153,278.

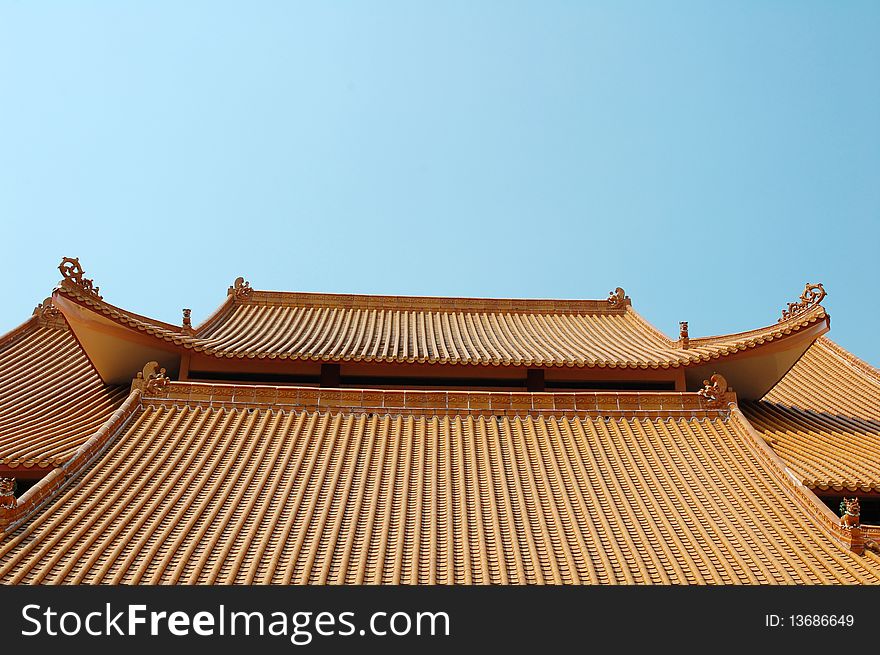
51,258,831,398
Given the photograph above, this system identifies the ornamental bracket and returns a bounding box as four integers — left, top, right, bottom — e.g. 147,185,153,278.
779,282,825,322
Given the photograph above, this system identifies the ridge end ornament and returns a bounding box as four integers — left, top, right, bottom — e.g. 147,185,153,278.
779,283,826,322
58,257,102,299
132,361,171,395
840,497,860,530
0,478,16,510
33,297,61,320
697,373,729,408
607,287,628,307
228,276,252,299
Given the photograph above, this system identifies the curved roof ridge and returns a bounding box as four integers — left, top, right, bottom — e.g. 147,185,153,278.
192,294,235,336
239,288,629,315
55,281,200,347
729,406,867,553
621,304,676,347
688,304,827,346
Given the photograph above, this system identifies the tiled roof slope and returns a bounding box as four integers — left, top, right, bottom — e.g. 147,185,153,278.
58,284,829,369
0,312,128,468
2,386,878,584
742,337,880,493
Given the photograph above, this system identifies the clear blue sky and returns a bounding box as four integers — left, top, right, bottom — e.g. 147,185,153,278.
2,2,878,365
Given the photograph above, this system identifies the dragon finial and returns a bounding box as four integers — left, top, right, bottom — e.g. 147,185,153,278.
33,296,61,321
840,497,860,530
228,276,252,300
779,282,826,322
58,257,102,299
0,478,16,510
132,361,171,395
607,287,628,307
697,373,729,408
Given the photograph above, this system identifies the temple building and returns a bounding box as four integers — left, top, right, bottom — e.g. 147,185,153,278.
0,257,878,584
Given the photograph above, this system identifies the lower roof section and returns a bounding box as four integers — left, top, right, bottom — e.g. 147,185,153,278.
743,337,880,493
1,386,878,584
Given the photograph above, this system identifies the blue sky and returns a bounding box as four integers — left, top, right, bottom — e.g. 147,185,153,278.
2,2,878,366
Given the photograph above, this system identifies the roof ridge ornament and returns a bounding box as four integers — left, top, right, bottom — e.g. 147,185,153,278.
697,373,730,408
840,497,860,530
182,308,194,334
0,478,16,510
33,296,61,321
228,276,252,300
779,282,825,322
58,257,102,300
679,321,689,349
607,287,629,307
132,361,171,395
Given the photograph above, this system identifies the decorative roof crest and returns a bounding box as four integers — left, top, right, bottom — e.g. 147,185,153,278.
0,478,16,510
697,373,729,408
33,296,61,321
182,308,193,333
839,497,860,530
779,283,825,322
228,276,252,300
679,321,689,349
607,287,628,307
58,257,102,299
132,361,171,395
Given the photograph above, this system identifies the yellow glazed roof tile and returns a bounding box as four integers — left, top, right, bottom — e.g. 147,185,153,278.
743,337,880,492
0,307,129,468
55,282,829,370
1,383,877,584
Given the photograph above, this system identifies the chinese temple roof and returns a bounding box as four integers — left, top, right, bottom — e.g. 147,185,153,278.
743,337,880,493
0,259,877,586
1,382,877,585
53,266,830,399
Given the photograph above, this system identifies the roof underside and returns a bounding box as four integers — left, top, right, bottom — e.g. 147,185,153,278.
743,337,880,493
0,315,128,468
2,389,878,584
